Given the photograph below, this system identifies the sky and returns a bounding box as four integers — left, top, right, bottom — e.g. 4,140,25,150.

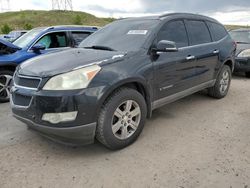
3,0,250,25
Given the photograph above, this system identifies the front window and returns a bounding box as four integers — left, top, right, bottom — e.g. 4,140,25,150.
13,28,44,49
79,19,160,52
158,20,189,48
230,31,250,44
35,32,67,49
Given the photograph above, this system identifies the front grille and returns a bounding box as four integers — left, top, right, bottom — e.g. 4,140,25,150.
12,93,32,107
14,75,41,89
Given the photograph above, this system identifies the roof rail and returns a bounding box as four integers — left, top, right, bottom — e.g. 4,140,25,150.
48,25,99,29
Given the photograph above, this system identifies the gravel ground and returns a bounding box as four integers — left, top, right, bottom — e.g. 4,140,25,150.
0,76,249,188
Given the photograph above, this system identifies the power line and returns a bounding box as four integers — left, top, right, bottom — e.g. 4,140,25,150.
52,0,73,11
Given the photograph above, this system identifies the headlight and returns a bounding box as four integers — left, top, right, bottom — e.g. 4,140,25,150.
43,65,101,90
238,49,250,58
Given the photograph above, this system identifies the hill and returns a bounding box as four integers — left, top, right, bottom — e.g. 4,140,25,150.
225,25,250,31
0,10,114,33
0,10,248,34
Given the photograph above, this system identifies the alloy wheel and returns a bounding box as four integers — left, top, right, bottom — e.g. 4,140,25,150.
219,70,230,94
111,100,141,140
0,75,12,100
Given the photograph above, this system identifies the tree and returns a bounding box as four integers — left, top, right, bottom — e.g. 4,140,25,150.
23,23,33,30
1,24,12,34
73,15,82,25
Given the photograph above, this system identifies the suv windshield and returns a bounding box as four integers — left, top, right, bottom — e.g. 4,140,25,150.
79,19,160,52
230,31,250,44
13,28,44,48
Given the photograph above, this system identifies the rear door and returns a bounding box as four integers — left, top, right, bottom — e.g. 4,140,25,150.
153,20,198,101
185,20,218,83
207,21,230,74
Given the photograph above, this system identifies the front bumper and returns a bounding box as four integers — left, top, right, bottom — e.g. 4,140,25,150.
10,85,103,145
14,114,96,145
234,57,250,72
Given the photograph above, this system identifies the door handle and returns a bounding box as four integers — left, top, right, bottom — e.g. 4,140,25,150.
213,50,220,54
186,55,195,60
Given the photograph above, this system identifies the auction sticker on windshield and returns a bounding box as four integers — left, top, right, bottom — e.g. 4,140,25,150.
127,30,148,35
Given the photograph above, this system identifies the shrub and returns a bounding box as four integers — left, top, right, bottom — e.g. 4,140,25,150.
23,23,33,30
73,15,82,25
1,24,12,34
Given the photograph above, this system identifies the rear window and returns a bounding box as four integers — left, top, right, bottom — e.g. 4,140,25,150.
72,32,91,46
185,20,212,45
207,22,228,41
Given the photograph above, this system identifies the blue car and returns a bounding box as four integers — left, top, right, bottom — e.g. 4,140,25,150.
0,25,98,102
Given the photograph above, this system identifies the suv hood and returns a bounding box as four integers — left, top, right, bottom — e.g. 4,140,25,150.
19,48,127,77
0,38,21,55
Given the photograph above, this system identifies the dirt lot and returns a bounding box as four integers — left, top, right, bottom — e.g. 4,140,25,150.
0,76,249,188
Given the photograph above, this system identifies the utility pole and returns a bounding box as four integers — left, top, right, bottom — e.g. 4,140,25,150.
52,0,73,11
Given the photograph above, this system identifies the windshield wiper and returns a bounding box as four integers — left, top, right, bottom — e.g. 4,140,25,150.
236,41,250,44
84,45,116,51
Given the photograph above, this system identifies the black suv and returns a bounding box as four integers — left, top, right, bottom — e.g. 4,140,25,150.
11,13,235,150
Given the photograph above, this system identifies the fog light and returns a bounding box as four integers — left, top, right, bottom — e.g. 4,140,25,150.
42,112,78,124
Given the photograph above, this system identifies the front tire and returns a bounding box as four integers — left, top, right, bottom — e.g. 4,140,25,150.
208,65,232,99
96,87,147,150
0,70,14,103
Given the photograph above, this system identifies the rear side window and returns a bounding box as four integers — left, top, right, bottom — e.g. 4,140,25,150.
72,32,91,46
158,20,188,48
185,20,212,45
207,22,228,41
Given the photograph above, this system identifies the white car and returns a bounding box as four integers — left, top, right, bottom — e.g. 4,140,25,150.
4,30,28,42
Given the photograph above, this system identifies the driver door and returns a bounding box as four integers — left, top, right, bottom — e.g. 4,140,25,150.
153,20,198,102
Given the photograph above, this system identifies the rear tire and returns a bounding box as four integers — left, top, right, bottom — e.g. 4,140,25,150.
0,70,14,103
208,65,232,99
96,87,147,150
245,72,250,78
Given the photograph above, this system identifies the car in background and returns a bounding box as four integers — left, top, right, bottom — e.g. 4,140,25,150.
229,28,250,78
0,25,98,102
4,30,28,42
11,13,235,150
0,34,8,40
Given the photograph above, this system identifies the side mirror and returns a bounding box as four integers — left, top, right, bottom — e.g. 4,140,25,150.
31,43,46,53
156,40,178,53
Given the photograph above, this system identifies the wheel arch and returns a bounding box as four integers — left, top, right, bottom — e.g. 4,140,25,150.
215,58,234,79
0,63,17,72
97,78,153,119
222,59,234,72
